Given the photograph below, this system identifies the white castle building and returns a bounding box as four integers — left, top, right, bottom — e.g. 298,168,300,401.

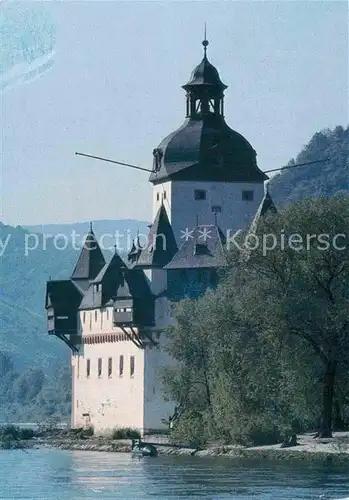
45,39,276,434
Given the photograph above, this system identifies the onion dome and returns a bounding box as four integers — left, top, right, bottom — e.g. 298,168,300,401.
183,40,227,91
149,39,267,185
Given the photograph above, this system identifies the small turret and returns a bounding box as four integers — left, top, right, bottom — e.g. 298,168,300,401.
71,223,105,282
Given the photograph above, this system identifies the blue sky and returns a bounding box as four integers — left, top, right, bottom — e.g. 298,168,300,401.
2,1,348,225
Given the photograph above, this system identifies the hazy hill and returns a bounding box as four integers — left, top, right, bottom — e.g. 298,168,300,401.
270,125,348,204
0,223,77,370
23,219,150,249
0,219,148,371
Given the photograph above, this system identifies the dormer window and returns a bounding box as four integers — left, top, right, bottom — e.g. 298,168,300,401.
195,243,210,255
212,205,221,213
153,148,163,172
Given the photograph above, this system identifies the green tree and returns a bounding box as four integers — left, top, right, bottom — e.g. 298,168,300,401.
164,194,348,443
238,194,349,437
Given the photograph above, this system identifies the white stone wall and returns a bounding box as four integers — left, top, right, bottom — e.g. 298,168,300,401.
154,180,264,244
72,337,144,433
72,305,175,434
152,181,172,221
79,306,113,335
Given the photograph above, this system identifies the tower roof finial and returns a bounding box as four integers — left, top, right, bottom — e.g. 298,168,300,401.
89,221,93,232
202,23,209,58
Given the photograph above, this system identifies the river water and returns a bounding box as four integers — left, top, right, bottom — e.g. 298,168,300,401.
0,449,348,499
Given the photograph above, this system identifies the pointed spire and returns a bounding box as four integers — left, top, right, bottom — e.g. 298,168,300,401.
134,204,177,268
136,230,142,250
129,239,136,254
71,228,105,280
248,188,278,236
202,24,209,58
92,245,126,283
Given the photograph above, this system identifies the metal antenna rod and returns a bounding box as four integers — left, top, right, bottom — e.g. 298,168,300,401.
264,158,330,174
75,151,330,176
75,152,153,173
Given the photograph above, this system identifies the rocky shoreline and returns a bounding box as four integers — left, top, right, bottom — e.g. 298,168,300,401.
2,429,349,464
21,432,349,464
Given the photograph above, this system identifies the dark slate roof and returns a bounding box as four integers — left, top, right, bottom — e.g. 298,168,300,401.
183,55,227,90
123,269,153,299
79,266,153,310
92,250,126,283
149,116,267,185
165,225,228,269
71,229,105,280
249,186,278,234
45,279,82,309
133,204,178,268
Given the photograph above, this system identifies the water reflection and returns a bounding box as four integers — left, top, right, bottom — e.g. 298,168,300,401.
0,449,348,500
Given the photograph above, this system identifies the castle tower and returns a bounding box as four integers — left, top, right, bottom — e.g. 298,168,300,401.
45,39,273,436
150,39,267,244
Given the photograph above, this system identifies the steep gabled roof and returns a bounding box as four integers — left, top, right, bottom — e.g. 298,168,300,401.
71,228,105,280
165,224,227,269
92,250,126,283
249,186,278,234
134,204,177,268
124,268,153,299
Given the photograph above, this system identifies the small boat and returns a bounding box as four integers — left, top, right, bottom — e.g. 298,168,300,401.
131,439,158,457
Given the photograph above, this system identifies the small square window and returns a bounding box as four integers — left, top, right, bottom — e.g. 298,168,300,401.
211,205,221,213
194,189,206,200
98,358,102,377
242,190,254,201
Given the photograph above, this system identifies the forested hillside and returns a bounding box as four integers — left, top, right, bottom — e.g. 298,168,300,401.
0,223,77,370
270,125,348,204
